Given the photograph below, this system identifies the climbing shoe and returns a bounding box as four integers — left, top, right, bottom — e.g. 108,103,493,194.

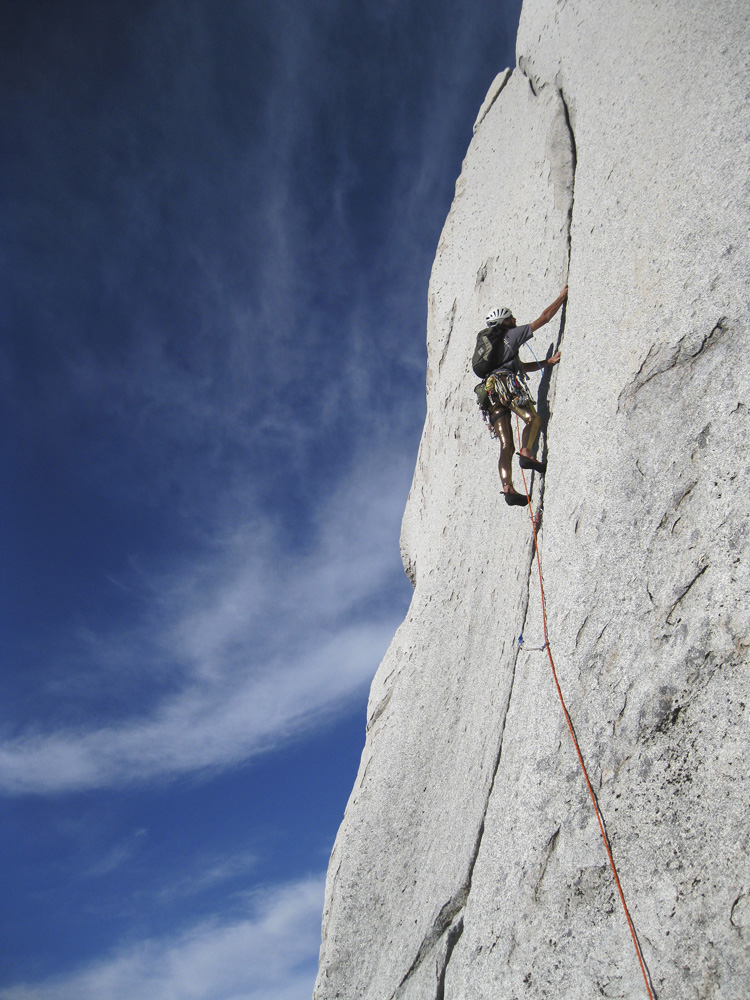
504,490,529,507
518,454,546,473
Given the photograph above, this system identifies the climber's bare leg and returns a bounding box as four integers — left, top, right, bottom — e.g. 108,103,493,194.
511,401,542,456
490,407,528,504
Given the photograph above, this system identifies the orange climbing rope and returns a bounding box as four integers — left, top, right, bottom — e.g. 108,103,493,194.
515,418,655,1000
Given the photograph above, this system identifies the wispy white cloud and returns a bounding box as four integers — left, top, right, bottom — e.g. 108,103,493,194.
1,0,491,802
82,828,149,879
0,0,491,804
144,849,259,904
0,449,412,795
2,874,324,1000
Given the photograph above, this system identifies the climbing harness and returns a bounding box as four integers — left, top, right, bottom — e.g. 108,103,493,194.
475,371,533,435
479,371,532,410
515,413,656,1000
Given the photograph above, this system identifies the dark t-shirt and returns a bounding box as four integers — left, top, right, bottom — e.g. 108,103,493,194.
484,323,533,375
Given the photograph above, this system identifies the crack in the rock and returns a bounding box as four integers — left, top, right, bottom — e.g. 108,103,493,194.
390,73,580,1000
390,529,542,993
690,318,727,358
435,916,464,1000
367,685,394,731
389,580,536,997
517,56,539,96
533,86,576,456
390,888,468,998
617,317,728,413
666,560,709,624
437,299,457,374
657,479,699,530
559,90,577,253
730,892,746,927
525,85,576,573
594,622,609,648
534,826,561,901
557,85,577,333
575,614,589,647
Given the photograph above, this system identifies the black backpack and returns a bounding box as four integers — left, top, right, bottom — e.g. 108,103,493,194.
472,328,504,378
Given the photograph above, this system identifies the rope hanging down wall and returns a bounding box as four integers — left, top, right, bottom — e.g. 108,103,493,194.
515,414,656,1000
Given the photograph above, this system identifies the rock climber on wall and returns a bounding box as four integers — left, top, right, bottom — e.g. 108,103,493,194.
472,285,567,506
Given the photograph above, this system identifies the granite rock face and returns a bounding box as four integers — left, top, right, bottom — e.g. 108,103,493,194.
314,2,750,998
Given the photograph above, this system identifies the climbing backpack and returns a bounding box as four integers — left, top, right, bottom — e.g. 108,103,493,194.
472,327,503,378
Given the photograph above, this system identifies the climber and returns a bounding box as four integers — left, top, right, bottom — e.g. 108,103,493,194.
472,285,567,506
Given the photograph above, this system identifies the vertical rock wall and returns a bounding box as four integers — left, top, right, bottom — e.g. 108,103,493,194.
315,2,750,998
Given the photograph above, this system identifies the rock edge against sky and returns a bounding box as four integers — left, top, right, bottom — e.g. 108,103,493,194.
315,1,750,998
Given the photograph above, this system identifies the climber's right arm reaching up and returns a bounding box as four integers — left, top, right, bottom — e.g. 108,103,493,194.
530,284,568,332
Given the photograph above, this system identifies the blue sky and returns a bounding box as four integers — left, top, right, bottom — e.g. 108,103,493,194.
1,1,522,996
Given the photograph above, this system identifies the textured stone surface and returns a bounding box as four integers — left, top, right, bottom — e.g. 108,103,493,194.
314,2,750,998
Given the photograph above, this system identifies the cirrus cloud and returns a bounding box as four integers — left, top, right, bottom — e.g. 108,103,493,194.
1,874,325,1000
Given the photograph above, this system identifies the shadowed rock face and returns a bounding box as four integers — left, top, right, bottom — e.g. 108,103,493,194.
314,2,750,998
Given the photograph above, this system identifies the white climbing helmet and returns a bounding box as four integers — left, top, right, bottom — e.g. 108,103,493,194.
486,306,513,327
